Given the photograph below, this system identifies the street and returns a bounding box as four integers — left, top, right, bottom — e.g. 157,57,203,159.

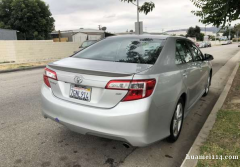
0,44,239,167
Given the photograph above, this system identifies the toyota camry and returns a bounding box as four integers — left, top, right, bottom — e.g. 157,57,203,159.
41,35,214,147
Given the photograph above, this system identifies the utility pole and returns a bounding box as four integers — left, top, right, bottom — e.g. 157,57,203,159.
58,30,61,42
237,31,239,43
205,25,206,35
132,0,142,35
137,0,140,35
215,33,217,42
229,27,231,40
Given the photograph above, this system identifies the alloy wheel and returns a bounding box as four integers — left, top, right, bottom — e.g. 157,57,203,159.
205,76,210,94
173,103,183,137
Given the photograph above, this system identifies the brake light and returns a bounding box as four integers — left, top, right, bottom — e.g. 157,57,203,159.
106,79,156,101
43,68,57,88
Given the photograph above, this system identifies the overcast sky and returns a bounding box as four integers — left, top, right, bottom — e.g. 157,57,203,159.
42,0,237,33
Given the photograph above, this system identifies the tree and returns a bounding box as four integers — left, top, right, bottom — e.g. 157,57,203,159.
0,0,55,40
191,0,240,28
208,35,215,41
198,33,204,41
186,27,195,37
223,28,236,40
186,26,203,41
234,23,240,32
120,0,155,14
101,27,107,31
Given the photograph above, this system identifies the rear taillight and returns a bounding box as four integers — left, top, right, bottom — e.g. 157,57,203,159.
43,68,57,88
106,79,156,101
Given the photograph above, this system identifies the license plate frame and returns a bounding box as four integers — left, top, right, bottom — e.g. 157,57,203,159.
69,84,92,102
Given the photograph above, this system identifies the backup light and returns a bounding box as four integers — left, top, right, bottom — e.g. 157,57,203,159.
43,68,58,88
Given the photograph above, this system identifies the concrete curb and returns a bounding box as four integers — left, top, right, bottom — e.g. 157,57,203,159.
180,62,240,167
0,65,46,74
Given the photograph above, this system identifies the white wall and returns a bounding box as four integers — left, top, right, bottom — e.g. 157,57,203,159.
210,40,222,46
72,33,102,44
0,40,81,63
88,35,102,40
72,32,88,44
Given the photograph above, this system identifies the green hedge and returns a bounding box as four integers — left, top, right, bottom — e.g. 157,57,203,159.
232,38,240,42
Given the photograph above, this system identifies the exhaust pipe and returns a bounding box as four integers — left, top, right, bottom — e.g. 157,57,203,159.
123,142,131,148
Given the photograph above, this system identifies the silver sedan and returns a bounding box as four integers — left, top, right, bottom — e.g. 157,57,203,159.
41,35,213,147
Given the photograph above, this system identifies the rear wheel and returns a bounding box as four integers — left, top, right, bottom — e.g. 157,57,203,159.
168,98,184,142
203,74,211,97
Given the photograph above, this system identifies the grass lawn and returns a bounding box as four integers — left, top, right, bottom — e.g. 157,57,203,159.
197,110,240,167
197,67,240,167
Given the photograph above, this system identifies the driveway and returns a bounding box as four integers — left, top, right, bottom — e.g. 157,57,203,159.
0,44,239,167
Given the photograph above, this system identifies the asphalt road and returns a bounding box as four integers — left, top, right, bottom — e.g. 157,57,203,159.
0,44,239,167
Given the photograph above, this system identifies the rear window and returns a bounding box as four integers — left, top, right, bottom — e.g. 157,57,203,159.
73,37,165,64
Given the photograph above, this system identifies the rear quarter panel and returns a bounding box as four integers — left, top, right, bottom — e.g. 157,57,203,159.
133,37,188,142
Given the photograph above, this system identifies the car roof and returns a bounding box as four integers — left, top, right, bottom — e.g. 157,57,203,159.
108,34,174,40
104,35,195,45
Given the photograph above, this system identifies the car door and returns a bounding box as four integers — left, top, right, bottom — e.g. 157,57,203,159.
187,41,208,96
176,40,201,107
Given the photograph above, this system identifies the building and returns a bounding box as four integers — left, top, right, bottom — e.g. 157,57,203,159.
115,32,135,35
0,29,17,40
51,29,114,44
165,30,220,37
165,27,222,37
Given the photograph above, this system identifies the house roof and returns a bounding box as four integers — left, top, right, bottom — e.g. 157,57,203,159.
51,29,105,35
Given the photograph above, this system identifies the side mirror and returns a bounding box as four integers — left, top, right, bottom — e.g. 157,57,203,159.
204,54,214,61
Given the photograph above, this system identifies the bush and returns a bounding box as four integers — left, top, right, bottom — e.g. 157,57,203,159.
232,38,240,42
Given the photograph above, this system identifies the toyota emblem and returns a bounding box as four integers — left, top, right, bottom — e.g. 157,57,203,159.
74,76,83,84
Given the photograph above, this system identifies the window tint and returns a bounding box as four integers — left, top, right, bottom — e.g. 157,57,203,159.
188,42,203,61
175,43,185,64
175,40,193,64
73,38,164,65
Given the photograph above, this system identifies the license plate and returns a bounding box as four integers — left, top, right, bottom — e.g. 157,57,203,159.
69,85,91,102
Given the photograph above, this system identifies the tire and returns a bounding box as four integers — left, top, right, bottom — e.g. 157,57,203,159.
203,73,211,97
168,98,184,142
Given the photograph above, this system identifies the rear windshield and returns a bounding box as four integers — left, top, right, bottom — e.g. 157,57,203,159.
73,37,165,64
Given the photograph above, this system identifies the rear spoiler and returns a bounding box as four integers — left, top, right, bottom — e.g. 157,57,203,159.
48,65,134,77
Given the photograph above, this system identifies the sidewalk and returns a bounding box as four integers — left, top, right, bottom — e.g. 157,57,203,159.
181,53,240,167
0,60,53,73
197,64,240,166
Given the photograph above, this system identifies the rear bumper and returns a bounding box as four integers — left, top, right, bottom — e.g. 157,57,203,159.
41,84,159,147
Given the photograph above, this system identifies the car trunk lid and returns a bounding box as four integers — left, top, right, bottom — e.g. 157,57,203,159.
47,58,152,108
